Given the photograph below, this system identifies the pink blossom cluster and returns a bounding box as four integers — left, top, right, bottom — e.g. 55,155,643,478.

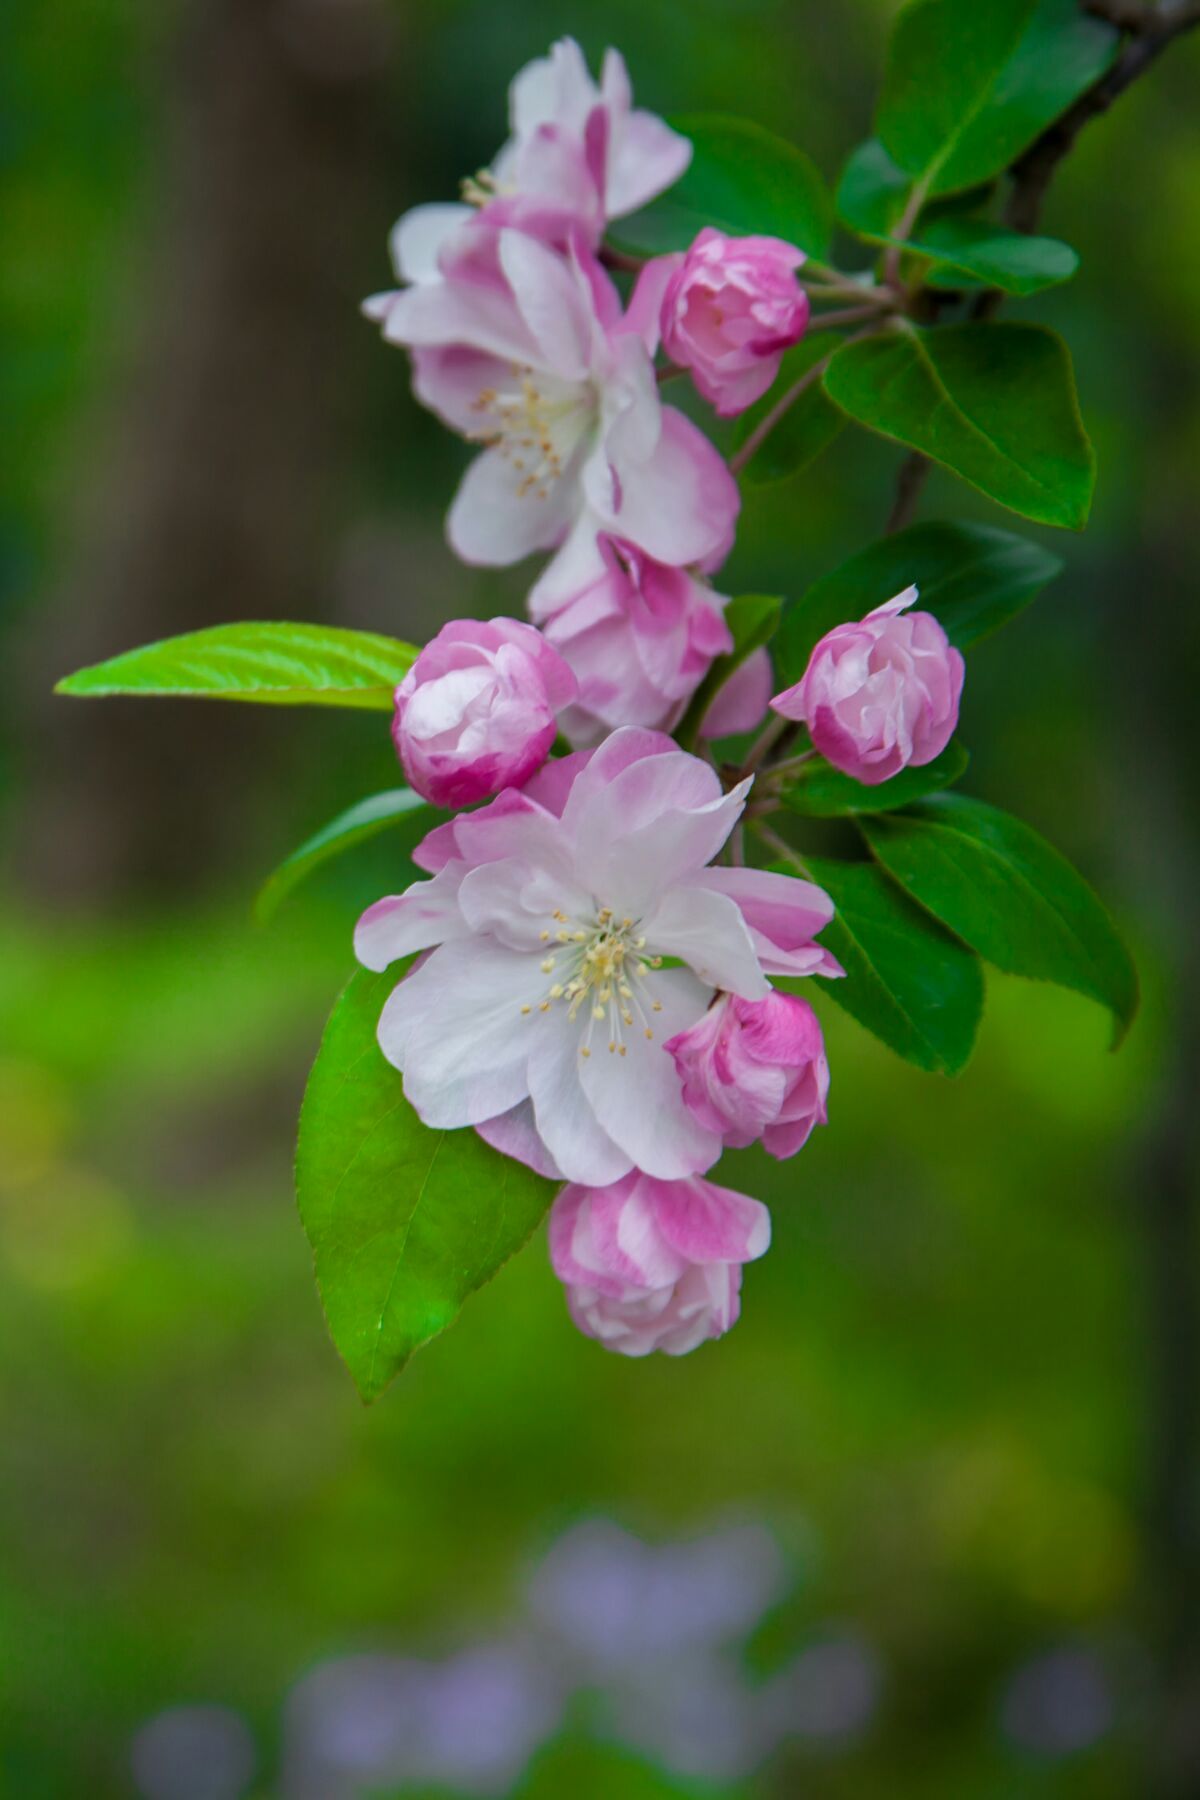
359,41,962,1357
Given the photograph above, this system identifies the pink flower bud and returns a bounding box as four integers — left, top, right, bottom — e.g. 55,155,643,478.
771,586,964,785
660,228,809,417
548,1170,770,1357
392,617,577,809
665,990,829,1160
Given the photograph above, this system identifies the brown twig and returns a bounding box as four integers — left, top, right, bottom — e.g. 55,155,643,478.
1005,3,1200,233
885,450,933,534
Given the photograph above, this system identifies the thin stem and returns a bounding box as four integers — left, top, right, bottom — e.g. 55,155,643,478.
656,363,686,384
806,302,892,334
740,714,788,774
764,747,816,782
729,325,879,476
882,175,931,292
753,820,806,873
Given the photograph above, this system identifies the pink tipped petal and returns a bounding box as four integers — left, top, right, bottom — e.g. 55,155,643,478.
548,1171,763,1357
786,589,964,782
640,884,769,1000
600,406,740,569
660,228,809,416
476,1100,564,1180
389,203,473,282
353,863,468,969
700,646,774,739
651,1174,772,1264
606,112,693,217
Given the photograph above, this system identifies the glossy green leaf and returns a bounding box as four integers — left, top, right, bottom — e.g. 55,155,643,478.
861,795,1138,1044
771,850,984,1074
613,115,832,259
780,741,968,818
823,324,1094,529
836,143,1077,295
836,137,915,239
676,593,782,748
56,622,418,709
919,216,1078,295
255,789,432,924
297,969,558,1400
731,339,845,485
877,0,1119,197
774,521,1063,689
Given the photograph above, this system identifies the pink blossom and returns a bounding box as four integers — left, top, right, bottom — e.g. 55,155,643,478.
365,223,737,576
354,729,839,1187
665,990,829,1159
489,39,692,241
548,1170,770,1356
391,617,576,809
658,229,810,417
529,533,733,743
771,586,965,785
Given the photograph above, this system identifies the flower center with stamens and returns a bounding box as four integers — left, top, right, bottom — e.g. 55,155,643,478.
469,367,595,500
518,904,666,1057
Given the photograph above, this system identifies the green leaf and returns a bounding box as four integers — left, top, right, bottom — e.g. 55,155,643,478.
860,794,1139,1044
823,324,1094,529
836,137,915,240
255,788,432,923
676,593,781,748
919,216,1078,296
612,115,832,259
877,0,1119,198
780,741,969,818
297,969,557,1400
836,142,1078,297
774,521,1063,688
771,849,984,1074
56,622,418,710
731,339,845,485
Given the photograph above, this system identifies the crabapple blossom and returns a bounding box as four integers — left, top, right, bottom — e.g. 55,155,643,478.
391,617,577,809
528,533,733,743
771,586,965,785
354,729,839,1186
665,990,829,1158
488,39,692,240
658,229,810,416
548,1169,771,1356
363,222,738,576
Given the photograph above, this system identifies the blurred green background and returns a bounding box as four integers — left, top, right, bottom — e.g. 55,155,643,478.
2,2,1198,1796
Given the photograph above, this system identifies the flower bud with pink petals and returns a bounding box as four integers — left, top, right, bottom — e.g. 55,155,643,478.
771,585,964,786
660,228,810,417
392,617,577,809
665,990,829,1160
549,1170,770,1356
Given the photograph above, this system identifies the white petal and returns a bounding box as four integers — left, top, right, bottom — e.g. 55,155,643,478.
389,203,472,283
354,864,467,970
527,1016,632,1186
640,884,769,999
384,941,540,1127
578,969,720,1178
498,229,593,381
447,446,577,567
